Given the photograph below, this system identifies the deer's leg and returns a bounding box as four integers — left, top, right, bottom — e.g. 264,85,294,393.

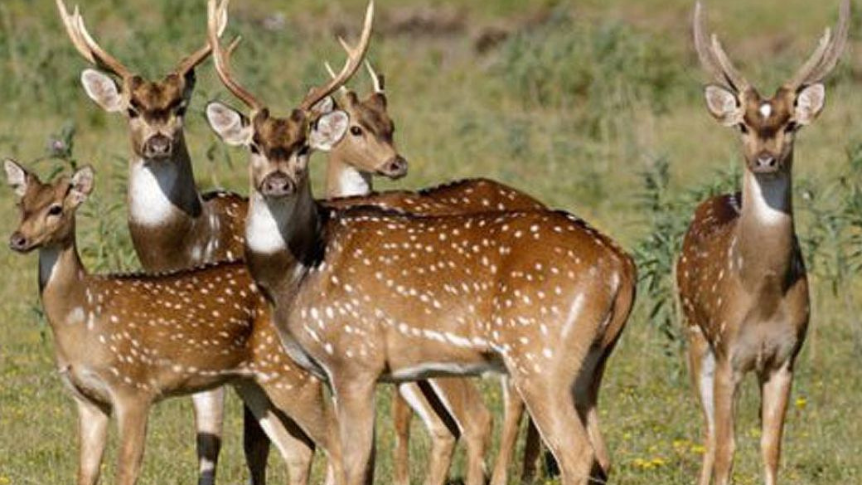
521,418,543,485
428,378,492,485
572,348,608,478
712,360,741,485
399,382,457,485
235,382,316,485
114,396,152,485
244,404,271,485
75,397,110,485
332,376,377,485
514,377,594,485
759,363,793,485
392,387,413,485
687,327,717,485
490,376,525,485
191,389,224,485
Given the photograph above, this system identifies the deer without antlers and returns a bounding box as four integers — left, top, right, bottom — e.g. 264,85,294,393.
316,63,576,485
678,2,849,485
204,2,636,484
3,161,346,485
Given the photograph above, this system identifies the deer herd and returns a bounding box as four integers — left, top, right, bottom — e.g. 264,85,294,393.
1,0,851,484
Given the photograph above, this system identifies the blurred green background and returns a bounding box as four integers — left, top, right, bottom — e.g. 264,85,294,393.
1,0,861,483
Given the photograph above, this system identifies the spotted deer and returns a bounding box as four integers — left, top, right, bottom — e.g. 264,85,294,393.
317,63,552,485
204,2,636,484
3,161,346,485
677,2,848,485
54,1,274,482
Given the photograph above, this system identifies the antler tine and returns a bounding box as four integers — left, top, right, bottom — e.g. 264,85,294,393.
787,0,850,90
56,0,132,79
175,0,228,76
300,1,375,111
693,2,748,92
364,60,384,93
324,61,350,95
207,0,263,113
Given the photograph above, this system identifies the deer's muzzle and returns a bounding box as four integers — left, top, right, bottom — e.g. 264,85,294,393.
260,172,295,198
378,155,408,179
9,232,30,253
143,134,174,159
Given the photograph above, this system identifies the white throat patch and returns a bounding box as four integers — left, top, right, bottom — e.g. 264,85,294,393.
336,166,371,198
748,173,790,225
246,193,291,255
39,246,61,288
129,161,179,227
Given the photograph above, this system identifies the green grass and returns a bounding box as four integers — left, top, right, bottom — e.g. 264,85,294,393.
1,0,862,483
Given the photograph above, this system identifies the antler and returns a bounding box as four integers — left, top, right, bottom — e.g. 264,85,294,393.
299,1,375,111
56,0,132,79
692,2,749,93
364,60,385,93
174,0,228,76
207,0,263,113
323,62,350,96
786,0,850,90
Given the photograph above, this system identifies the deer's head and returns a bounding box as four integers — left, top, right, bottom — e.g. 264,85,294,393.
56,0,227,161
4,161,95,252
694,0,849,175
319,60,407,179
204,0,374,199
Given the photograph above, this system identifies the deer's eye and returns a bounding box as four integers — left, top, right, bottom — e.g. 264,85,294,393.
350,126,363,136
47,205,62,216
784,122,797,134
250,144,261,155
738,124,749,134
127,108,140,119
297,145,311,157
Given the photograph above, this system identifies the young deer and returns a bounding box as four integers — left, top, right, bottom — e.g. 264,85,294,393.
678,2,848,484
54,1,278,482
4,161,341,485
204,2,636,484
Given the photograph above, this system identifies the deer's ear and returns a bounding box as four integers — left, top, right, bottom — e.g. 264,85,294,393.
794,83,826,126
68,165,95,208
309,110,349,152
206,102,253,147
704,85,743,127
4,159,30,199
81,69,124,113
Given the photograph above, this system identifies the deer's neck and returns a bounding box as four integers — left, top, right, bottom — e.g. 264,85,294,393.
245,180,323,299
128,135,203,229
325,154,373,198
735,165,796,291
38,229,90,331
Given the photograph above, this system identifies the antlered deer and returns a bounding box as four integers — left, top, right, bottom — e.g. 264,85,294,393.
204,1,636,484
678,2,848,484
4,161,342,485
54,1,261,482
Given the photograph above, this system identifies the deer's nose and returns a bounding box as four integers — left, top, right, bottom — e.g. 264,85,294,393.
753,153,779,173
380,155,408,179
261,172,295,198
9,232,28,252
143,135,173,159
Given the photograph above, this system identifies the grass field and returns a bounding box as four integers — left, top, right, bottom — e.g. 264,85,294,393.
1,0,862,483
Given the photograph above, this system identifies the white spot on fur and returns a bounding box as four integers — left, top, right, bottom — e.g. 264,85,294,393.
759,102,772,118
